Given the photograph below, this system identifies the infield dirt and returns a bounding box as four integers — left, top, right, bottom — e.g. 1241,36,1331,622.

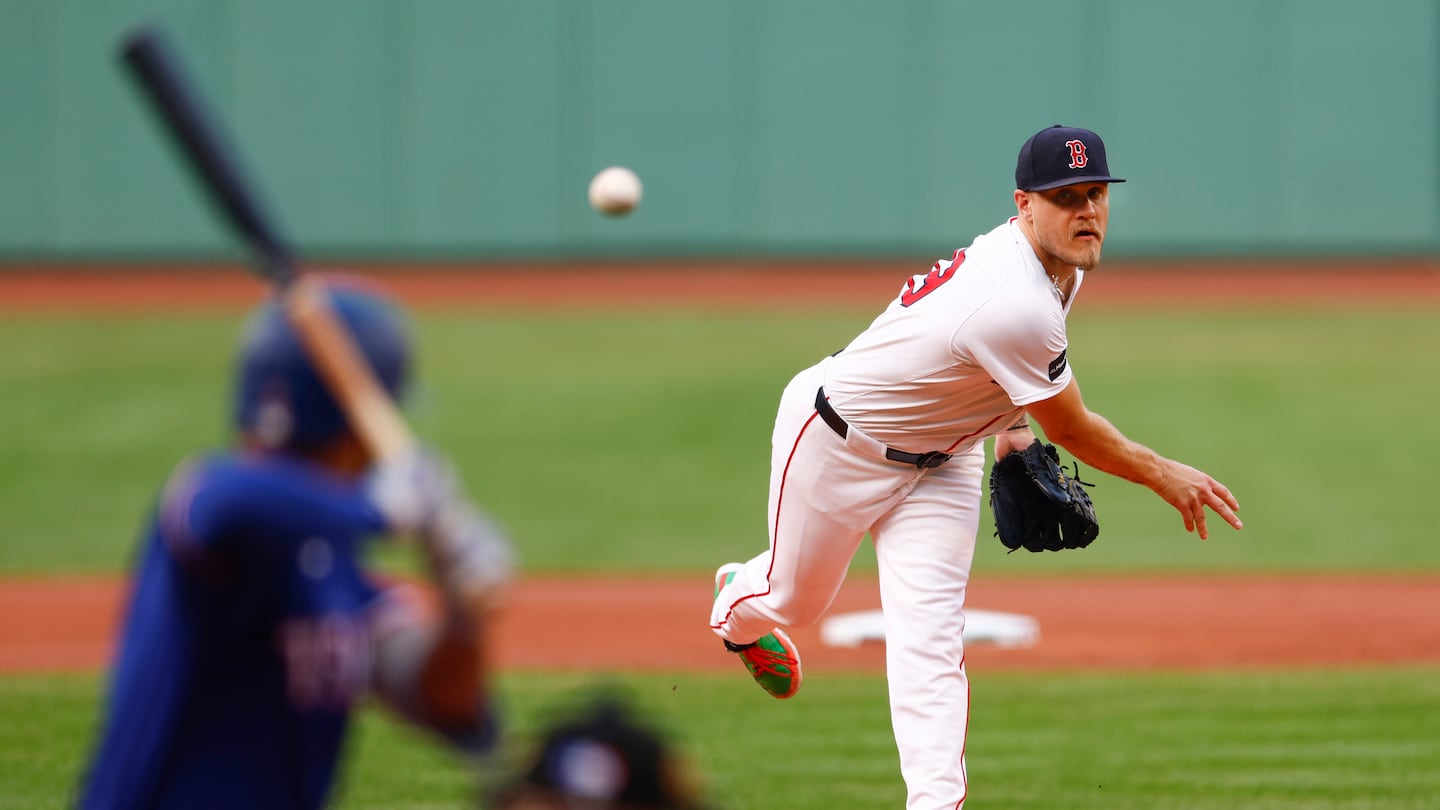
2,263,1437,675
3,573,1440,675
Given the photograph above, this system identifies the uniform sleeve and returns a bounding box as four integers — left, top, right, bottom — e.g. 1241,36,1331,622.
155,457,275,563
157,456,385,572
155,458,224,562
954,296,1071,406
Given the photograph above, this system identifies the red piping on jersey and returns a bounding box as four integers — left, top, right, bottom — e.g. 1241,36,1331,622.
941,411,1014,455
710,410,821,631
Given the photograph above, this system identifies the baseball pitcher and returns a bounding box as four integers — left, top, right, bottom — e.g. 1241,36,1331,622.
710,125,1242,809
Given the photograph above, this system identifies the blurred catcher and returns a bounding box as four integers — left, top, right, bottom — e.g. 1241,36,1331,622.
488,693,707,810
77,275,514,810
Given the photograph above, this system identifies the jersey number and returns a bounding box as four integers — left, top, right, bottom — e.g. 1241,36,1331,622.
900,249,966,307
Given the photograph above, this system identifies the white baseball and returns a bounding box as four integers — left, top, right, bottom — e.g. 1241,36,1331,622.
588,166,642,216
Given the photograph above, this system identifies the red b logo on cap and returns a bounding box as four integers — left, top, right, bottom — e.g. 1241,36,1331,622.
1065,139,1088,169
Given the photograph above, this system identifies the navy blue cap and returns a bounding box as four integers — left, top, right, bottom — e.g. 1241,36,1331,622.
1015,125,1126,191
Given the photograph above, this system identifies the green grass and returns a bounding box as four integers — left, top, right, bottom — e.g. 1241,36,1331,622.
5,302,1433,810
1,305,1436,573
8,668,1438,809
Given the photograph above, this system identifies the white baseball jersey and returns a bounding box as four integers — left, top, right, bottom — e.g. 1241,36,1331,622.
711,216,1084,809
824,217,1080,454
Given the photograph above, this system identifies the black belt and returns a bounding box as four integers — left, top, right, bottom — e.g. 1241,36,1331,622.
814,387,952,469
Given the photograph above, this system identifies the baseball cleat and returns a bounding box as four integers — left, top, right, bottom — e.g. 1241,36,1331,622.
714,564,803,699
724,631,803,699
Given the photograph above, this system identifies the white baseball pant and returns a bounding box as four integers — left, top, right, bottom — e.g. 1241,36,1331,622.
711,357,984,809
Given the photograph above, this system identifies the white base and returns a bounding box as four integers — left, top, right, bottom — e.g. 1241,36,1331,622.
820,608,1040,649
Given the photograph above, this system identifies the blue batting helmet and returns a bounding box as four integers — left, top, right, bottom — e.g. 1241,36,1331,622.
233,277,411,452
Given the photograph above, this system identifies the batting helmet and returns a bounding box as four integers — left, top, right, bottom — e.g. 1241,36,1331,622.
233,277,411,452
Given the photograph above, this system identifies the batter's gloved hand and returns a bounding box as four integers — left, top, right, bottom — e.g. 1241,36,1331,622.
366,447,516,606
366,446,462,537
989,439,1099,552
420,497,515,610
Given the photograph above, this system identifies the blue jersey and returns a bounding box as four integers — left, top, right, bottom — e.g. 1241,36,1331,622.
79,451,390,810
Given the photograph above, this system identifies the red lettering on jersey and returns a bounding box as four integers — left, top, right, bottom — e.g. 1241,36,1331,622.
1066,139,1088,169
279,615,372,710
900,249,966,307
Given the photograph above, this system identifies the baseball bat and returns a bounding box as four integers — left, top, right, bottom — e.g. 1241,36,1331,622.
118,25,415,461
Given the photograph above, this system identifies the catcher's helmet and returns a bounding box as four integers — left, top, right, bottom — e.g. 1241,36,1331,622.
233,277,411,452
491,694,707,809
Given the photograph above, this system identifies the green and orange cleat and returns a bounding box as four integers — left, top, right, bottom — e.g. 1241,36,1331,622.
714,564,803,700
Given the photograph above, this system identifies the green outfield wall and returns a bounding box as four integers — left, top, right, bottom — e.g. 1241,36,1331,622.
1,0,1435,261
